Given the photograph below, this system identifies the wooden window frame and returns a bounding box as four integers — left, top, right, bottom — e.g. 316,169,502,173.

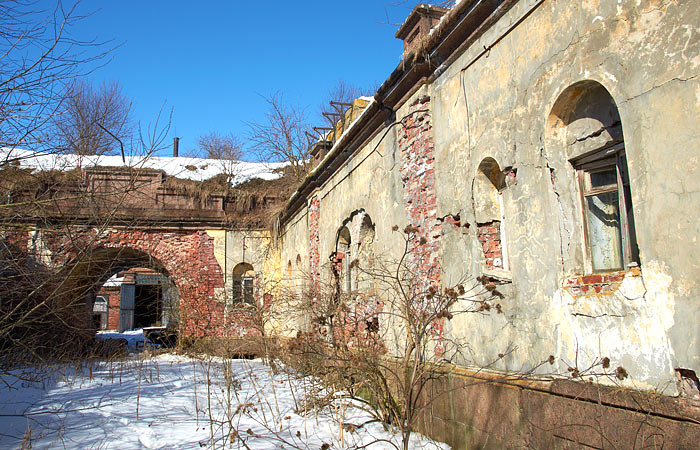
574,142,638,273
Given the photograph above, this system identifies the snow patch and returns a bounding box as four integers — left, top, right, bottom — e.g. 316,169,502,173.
0,148,287,187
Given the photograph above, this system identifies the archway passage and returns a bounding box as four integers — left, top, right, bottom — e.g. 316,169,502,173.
70,248,175,332
43,229,227,337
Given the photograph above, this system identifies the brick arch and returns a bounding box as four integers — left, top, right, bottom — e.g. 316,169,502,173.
42,228,227,337
96,230,225,336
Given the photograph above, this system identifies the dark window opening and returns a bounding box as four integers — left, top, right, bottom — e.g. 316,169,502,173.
232,262,255,305
134,284,162,329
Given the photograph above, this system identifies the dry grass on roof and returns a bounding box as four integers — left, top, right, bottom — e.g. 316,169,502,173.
163,165,298,200
84,165,165,174
164,165,300,228
0,167,85,191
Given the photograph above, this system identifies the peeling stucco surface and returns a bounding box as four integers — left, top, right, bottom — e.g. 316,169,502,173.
274,0,700,392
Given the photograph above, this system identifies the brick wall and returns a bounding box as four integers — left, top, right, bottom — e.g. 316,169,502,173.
397,95,446,350
96,286,121,330
38,228,242,337
398,95,440,283
477,220,503,269
308,195,321,291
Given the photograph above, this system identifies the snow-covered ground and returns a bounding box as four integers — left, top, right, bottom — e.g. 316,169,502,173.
0,354,449,450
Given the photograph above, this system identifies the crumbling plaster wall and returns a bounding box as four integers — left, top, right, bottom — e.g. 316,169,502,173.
207,229,274,303
278,112,410,296
279,208,310,286
430,0,700,389
275,0,699,391
277,207,312,334
278,123,415,351
313,129,406,268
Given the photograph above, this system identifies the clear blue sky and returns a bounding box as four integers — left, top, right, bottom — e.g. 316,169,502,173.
55,1,425,159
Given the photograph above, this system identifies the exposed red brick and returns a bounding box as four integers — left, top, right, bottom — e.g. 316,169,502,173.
581,274,603,285
477,221,503,269
38,228,238,337
398,96,445,355
309,195,321,291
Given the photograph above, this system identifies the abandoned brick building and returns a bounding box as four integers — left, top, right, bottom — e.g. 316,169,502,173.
2,0,699,448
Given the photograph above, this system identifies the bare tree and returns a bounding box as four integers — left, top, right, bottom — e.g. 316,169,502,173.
195,131,243,184
0,0,111,154
53,80,134,155
0,0,178,370
246,93,311,181
197,132,242,161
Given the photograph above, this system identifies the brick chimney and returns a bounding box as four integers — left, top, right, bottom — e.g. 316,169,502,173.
395,4,448,55
173,137,179,157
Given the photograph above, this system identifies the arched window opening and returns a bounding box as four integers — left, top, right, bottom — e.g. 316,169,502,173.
334,226,352,293
549,81,639,272
232,262,255,305
474,157,508,271
93,295,108,330
574,145,639,271
358,215,375,260
295,254,304,298
357,215,376,290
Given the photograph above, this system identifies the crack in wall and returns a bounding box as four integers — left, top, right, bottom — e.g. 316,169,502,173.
622,73,700,104
571,312,624,319
540,142,570,270
569,120,622,146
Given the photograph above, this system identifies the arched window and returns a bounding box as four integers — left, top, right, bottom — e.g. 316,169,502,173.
295,254,304,298
357,215,375,289
358,215,375,262
335,226,352,292
474,157,508,271
232,262,255,304
93,296,108,330
548,81,639,272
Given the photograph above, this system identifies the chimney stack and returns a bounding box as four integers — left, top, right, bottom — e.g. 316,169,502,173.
173,137,179,157
395,4,448,56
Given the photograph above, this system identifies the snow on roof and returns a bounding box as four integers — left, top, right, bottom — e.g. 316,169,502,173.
0,148,287,186
102,274,124,287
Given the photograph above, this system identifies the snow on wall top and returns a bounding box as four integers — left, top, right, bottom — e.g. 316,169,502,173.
0,148,287,186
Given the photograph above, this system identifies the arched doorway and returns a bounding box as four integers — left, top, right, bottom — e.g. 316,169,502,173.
70,247,178,332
